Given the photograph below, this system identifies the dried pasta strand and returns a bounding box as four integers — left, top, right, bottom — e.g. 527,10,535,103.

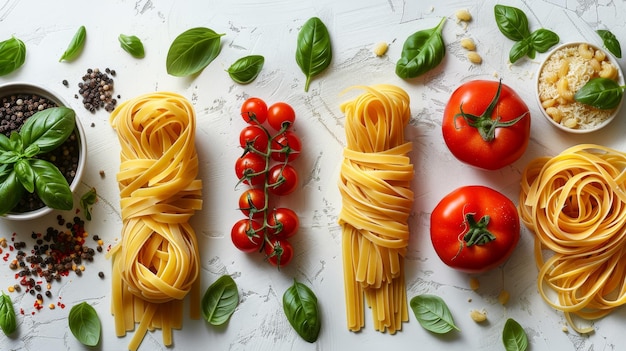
108,92,202,350
519,144,626,333
338,85,413,333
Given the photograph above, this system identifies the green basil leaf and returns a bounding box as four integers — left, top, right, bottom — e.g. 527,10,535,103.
9,132,22,153
509,37,532,63
530,28,559,53
0,150,20,164
31,159,73,210
0,36,26,76
80,187,97,221
15,159,34,193
0,133,12,152
201,275,239,326
502,318,528,351
166,27,225,77
19,107,75,154
59,26,86,62
283,279,321,343
227,55,264,84
296,17,332,92
0,170,23,215
494,5,531,41
0,291,17,336
395,17,446,79
68,302,101,347
597,29,622,58
574,77,624,110
118,34,145,58
410,294,459,334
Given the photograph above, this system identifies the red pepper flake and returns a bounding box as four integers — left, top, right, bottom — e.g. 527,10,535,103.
2,253,9,261
20,308,25,315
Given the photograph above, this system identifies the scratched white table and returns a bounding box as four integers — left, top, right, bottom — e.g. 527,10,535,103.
1,0,625,350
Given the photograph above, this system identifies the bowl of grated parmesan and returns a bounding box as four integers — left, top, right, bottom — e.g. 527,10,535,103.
536,42,624,133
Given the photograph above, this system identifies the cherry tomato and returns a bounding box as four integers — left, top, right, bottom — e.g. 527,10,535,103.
235,152,266,186
231,219,263,253
264,238,294,267
270,130,301,162
241,97,268,124
240,125,269,154
430,185,520,273
442,80,530,170
267,102,296,131
267,164,298,196
238,189,266,219
267,208,299,239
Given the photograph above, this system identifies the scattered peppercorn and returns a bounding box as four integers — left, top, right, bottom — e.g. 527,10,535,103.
77,67,118,113
62,79,69,87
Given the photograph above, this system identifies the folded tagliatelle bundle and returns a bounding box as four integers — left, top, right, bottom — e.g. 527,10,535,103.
108,92,203,351
338,85,414,334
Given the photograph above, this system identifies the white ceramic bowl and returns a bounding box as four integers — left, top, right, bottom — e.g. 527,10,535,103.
0,82,87,221
535,42,624,133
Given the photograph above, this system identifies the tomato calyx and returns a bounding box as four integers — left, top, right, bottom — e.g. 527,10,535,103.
454,79,529,142
454,213,496,260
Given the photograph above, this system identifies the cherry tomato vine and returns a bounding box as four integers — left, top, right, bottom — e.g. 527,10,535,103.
232,97,301,268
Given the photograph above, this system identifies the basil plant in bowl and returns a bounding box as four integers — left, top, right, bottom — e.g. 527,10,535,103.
0,82,87,220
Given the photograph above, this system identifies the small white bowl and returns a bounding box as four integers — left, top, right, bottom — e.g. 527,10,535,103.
0,82,87,221
535,42,624,133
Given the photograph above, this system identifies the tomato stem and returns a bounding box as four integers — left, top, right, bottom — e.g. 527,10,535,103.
453,79,529,142
462,213,496,246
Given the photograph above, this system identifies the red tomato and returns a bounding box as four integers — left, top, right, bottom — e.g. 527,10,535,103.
430,185,520,273
267,102,296,131
271,130,302,162
442,80,530,170
264,238,294,267
241,97,268,124
267,164,298,196
238,189,266,219
240,125,269,154
267,208,299,239
231,219,263,253
235,153,266,186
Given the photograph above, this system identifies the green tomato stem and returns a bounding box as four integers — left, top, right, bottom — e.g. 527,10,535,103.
462,213,496,246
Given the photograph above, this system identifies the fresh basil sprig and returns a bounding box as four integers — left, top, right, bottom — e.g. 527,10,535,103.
0,106,76,215
201,275,239,326
574,77,624,110
118,34,145,58
296,17,332,92
166,27,225,77
502,318,528,351
227,55,264,84
0,36,26,76
395,17,446,79
59,25,86,62
80,187,98,221
494,5,559,63
68,302,101,347
283,279,321,343
410,294,459,334
0,291,17,336
597,29,622,58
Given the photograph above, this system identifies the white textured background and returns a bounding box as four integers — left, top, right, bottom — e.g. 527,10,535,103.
1,0,625,350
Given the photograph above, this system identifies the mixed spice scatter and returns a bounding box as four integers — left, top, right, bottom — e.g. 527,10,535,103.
76,67,119,113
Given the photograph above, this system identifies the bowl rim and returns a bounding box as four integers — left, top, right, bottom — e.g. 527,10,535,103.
0,81,87,221
535,41,625,134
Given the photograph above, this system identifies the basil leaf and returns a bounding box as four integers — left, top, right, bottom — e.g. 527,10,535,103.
283,279,321,343
118,34,145,58
0,170,23,215
494,5,531,41
0,291,17,336
227,55,264,84
68,302,101,347
19,107,75,154
597,29,622,58
31,159,73,210
530,28,559,53
166,27,225,77
80,187,97,221
509,37,532,63
15,159,34,193
59,26,86,62
201,275,239,326
574,77,624,110
395,17,446,79
0,36,26,76
296,17,332,92
0,133,12,152
410,294,459,334
0,150,20,164
502,318,528,351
